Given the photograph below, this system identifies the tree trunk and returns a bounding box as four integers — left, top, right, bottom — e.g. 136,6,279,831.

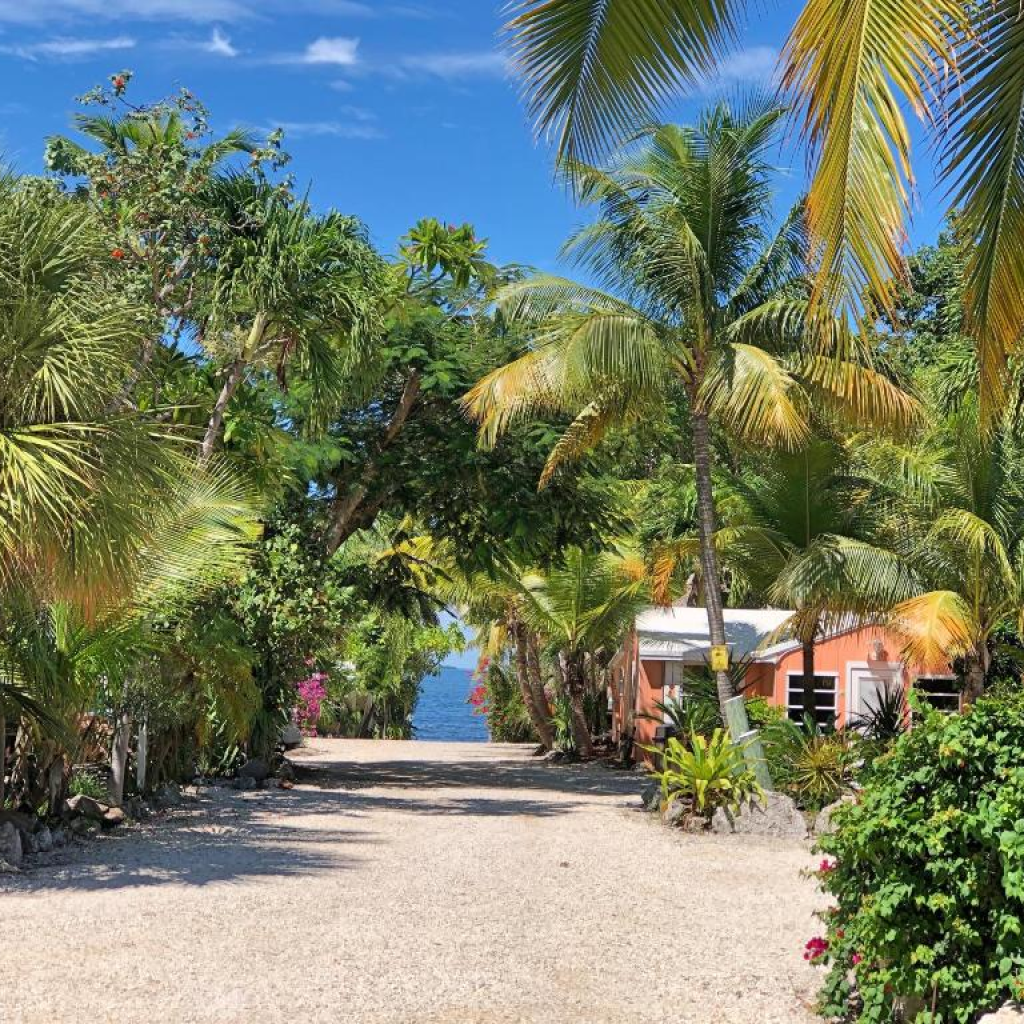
108,711,132,807
512,624,554,749
325,371,421,556
801,637,818,723
963,646,988,704
560,653,595,758
525,631,555,747
200,357,246,464
691,410,749,730
0,710,5,808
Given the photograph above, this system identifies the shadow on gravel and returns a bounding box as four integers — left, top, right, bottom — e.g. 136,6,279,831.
292,753,643,800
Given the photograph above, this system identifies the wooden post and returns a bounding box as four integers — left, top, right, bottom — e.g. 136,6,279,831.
135,719,148,793
724,696,773,791
108,711,131,806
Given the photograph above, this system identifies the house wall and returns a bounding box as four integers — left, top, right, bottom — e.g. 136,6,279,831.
634,659,663,755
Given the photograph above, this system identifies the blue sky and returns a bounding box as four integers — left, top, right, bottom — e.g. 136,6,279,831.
0,1,949,670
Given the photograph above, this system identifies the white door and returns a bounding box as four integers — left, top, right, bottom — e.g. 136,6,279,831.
848,665,902,725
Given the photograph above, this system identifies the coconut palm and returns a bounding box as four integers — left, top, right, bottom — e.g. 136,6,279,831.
503,0,1019,408
465,103,914,737
882,401,1024,701
517,546,649,757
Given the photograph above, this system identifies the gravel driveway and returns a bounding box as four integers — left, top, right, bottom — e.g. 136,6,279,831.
1,739,823,1024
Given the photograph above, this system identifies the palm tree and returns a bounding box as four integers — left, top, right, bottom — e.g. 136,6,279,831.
465,104,913,740
503,0,1019,409
716,436,903,718
518,546,649,756
198,177,387,463
881,401,1024,701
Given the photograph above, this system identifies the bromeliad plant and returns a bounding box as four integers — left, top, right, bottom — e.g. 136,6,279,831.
648,728,764,824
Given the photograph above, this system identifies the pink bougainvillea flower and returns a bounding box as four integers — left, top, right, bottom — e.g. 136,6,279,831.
803,936,828,961
851,953,863,966
818,858,837,874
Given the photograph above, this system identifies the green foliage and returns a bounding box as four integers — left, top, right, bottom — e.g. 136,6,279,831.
816,691,1024,1023
474,660,536,743
68,772,108,801
848,684,907,743
648,729,764,822
763,717,858,810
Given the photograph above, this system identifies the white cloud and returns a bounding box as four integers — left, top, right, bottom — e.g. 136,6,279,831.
203,26,238,57
298,36,360,66
707,46,778,85
0,0,248,22
397,51,507,80
2,35,136,60
272,115,382,140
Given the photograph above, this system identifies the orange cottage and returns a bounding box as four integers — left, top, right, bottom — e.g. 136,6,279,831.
609,607,958,761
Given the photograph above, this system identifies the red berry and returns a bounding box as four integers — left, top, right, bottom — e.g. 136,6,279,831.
110,248,126,260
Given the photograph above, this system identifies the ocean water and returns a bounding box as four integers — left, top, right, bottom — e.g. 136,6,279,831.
412,665,489,742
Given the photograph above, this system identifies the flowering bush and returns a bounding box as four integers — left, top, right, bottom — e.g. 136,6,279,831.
814,690,1024,1024
466,656,534,743
293,670,328,736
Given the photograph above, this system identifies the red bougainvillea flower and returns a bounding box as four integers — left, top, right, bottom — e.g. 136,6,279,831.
110,248,126,260
851,953,863,966
818,858,837,874
112,76,125,92
803,936,828,962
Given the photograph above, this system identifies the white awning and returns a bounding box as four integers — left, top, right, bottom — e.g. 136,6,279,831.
635,606,794,663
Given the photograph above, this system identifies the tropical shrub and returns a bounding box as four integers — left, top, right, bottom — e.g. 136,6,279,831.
468,659,536,743
764,717,859,811
648,729,763,823
815,692,1024,1024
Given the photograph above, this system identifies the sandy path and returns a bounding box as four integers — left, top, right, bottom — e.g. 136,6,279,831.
0,739,823,1024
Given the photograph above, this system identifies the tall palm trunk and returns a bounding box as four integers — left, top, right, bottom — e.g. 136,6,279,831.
511,623,555,749
801,636,818,722
525,632,554,747
559,652,595,758
691,410,747,724
963,645,988,703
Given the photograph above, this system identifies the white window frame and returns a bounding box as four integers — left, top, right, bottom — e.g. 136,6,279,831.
912,674,960,713
785,670,838,725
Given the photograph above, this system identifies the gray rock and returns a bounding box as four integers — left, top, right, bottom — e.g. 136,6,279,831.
0,858,20,874
233,774,257,791
663,799,690,827
640,782,661,812
978,1004,1024,1024
814,796,855,836
101,806,125,829
0,822,22,867
63,794,110,822
21,831,39,855
50,827,66,848
280,723,303,749
152,783,182,809
277,761,296,783
34,826,53,853
238,758,270,783
711,792,808,838
70,817,98,837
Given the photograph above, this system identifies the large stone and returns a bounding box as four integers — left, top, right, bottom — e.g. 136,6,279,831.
0,858,19,874
21,831,39,855
34,826,53,853
711,792,808,838
814,795,855,836
640,782,661,812
238,758,269,783
101,806,125,829
280,723,303,749
663,799,690,827
63,794,110,822
0,822,22,868
978,1004,1024,1024
152,783,182,809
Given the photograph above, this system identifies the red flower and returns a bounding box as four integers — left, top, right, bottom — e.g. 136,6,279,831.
851,953,863,966
110,248,126,261
112,76,125,92
803,936,829,962
818,858,837,874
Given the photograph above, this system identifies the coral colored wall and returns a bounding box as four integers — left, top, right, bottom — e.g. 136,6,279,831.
634,659,663,755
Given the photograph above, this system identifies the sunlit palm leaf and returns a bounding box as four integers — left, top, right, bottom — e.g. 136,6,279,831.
781,0,959,313
889,590,977,666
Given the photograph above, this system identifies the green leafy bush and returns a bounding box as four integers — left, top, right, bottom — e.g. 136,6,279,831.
648,729,763,823
763,716,858,810
815,692,1024,1023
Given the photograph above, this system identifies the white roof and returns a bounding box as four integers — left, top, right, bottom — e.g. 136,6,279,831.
635,606,794,662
